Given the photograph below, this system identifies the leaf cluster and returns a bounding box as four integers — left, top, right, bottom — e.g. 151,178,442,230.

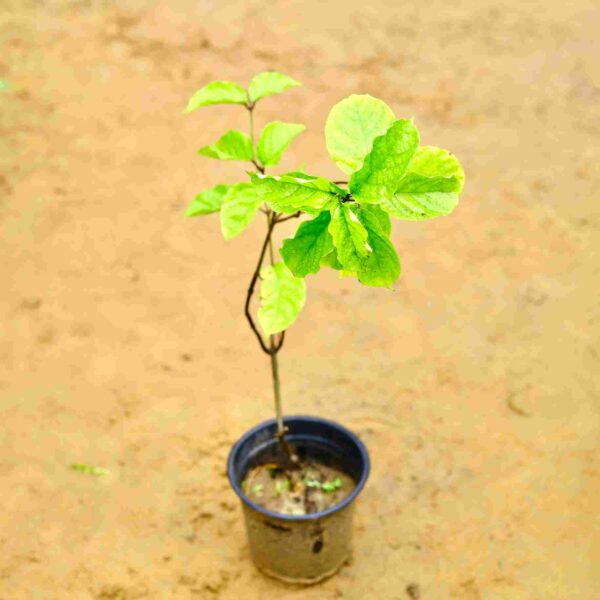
183,73,465,337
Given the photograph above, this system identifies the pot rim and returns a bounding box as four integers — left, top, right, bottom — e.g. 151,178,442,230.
227,414,370,522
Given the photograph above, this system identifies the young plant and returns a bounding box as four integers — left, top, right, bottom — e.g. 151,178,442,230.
184,72,464,463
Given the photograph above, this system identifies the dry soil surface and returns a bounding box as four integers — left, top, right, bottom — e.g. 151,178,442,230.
1,1,599,598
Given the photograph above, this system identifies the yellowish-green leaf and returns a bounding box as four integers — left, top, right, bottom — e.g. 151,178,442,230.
406,146,465,190
382,190,459,220
328,203,369,272
184,81,247,113
70,463,110,476
257,121,305,167
258,262,306,336
381,146,465,220
220,183,263,240
320,247,344,271
248,71,300,103
250,173,340,214
325,94,396,175
355,205,400,287
198,130,253,161
281,212,333,277
185,184,230,217
349,119,419,204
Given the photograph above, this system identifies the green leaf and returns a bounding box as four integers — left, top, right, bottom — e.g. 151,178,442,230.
322,478,342,492
257,121,305,167
220,183,263,240
382,190,459,220
198,130,253,161
349,119,420,204
304,477,321,488
381,146,464,220
320,248,343,271
355,205,401,287
250,173,340,214
185,184,230,217
328,203,369,272
184,81,247,113
248,71,300,103
283,170,318,180
275,479,291,494
70,463,110,476
258,262,306,336
406,145,465,189
281,212,333,277
325,94,396,175
251,483,264,495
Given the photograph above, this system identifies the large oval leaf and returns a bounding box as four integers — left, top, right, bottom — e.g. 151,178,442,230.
250,174,340,214
325,94,395,175
281,211,333,277
328,203,369,272
355,205,401,287
258,262,306,336
349,119,419,204
407,146,465,189
380,146,464,220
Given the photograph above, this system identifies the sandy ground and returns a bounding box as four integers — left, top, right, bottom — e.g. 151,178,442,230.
1,0,599,598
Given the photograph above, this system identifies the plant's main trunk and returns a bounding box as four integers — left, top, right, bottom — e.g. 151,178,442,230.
244,103,301,470
269,336,299,468
269,336,284,435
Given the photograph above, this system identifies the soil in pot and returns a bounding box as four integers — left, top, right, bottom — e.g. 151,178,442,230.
242,461,355,516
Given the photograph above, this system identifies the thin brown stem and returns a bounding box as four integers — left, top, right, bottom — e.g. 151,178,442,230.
248,105,256,148
267,221,275,265
269,335,298,466
244,103,297,467
251,158,265,174
275,211,302,223
244,214,276,356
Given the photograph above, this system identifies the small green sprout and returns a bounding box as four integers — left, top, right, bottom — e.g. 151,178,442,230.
251,483,264,495
70,463,110,476
321,478,342,493
303,476,342,492
304,477,321,488
275,479,291,494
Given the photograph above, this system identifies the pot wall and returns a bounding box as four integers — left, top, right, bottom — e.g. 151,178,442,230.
242,501,354,584
227,416,370,584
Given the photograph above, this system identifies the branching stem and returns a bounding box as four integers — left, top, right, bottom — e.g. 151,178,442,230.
243,103,298,467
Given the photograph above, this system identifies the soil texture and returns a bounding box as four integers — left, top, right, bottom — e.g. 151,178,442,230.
242,461,354,516
1,0,599,598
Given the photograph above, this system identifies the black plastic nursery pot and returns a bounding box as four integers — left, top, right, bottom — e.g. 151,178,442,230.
227,415,370,584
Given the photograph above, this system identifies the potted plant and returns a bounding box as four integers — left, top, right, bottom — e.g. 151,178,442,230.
183,71,465,583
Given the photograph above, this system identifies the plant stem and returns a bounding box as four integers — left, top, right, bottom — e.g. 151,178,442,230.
243,214,278,355
269,337,284,434
269,335,298,466
275,211,301,223
267,220,275,265
244,103,297,467
248,104,256,148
